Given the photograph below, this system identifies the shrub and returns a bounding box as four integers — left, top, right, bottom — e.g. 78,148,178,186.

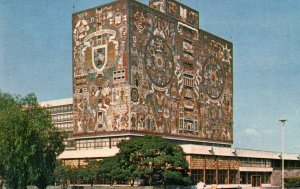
285,176,300,188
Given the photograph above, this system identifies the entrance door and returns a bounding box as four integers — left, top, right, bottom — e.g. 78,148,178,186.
251,175,261,187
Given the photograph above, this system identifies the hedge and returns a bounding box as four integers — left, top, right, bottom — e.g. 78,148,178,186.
285,176,300,188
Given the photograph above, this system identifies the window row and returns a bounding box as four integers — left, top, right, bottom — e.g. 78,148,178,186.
52,113,73,122
272,160,300,168
76,137,130,150
240,158,272,168
48,105,73,114
113,69,126,84
55,122,73,131
183,73,194,88
179,119,198,131
191,169,238,185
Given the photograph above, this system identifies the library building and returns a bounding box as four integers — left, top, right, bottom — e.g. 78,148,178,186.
40,0,300,188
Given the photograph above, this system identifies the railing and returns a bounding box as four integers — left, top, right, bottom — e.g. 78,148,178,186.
240,162,272,168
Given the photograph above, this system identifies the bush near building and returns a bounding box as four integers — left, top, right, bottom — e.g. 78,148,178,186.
285,176,300,188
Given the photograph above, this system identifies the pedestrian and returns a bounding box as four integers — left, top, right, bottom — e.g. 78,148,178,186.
196,180,206,189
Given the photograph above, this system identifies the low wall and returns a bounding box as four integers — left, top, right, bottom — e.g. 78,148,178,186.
271,169,300,186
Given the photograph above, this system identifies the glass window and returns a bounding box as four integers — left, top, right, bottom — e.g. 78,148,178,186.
218,170,228,184
229,170,237,184
205,170,216,185
191,169,203,184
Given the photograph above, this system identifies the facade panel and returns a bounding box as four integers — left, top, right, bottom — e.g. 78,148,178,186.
129,1,233,143
198,30,233,142
72,0,130,134
149,0,199,28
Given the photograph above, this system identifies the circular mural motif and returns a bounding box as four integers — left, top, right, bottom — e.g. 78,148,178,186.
203,57,224,99
145,36,174,87
131,88,139,102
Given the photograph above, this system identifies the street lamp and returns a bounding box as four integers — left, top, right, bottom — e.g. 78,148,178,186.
279,119,287,189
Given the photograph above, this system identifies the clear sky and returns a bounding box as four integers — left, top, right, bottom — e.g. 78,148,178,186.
1,0,300,153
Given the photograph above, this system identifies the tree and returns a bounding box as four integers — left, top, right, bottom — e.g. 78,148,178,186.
99,157,122,185
53,160,101,187
99,135,192,186
0,92,65,189
75,160,99,186
53,162,74,188
0,162,3,189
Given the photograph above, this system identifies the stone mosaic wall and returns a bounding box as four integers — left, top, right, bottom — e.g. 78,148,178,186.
189,155,239,170
271,169,300,186
198,30,233,142
149,0,199,28
129,1,233,142
72,0,233,143
72,0,129,133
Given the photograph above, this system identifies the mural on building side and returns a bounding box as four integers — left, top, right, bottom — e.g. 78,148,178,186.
72,0,233,143
73,1,129,133
129,1,232,142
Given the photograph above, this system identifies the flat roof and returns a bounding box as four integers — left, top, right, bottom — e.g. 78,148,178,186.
181,144,300,160
58,147,119,159
58,144,299,161
39,98,73,107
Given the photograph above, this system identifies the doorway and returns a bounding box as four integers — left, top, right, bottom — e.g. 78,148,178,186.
251,175,261,187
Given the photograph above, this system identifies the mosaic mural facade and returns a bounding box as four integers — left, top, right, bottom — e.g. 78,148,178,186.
73,0,130,133
73,0,233,143
149,0,199,28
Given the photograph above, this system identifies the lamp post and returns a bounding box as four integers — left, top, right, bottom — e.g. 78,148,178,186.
279,119,287,189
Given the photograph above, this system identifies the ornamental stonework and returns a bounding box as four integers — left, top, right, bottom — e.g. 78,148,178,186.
73,0,233,144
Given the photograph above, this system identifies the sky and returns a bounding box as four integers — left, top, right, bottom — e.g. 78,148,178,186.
0,0,300,153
